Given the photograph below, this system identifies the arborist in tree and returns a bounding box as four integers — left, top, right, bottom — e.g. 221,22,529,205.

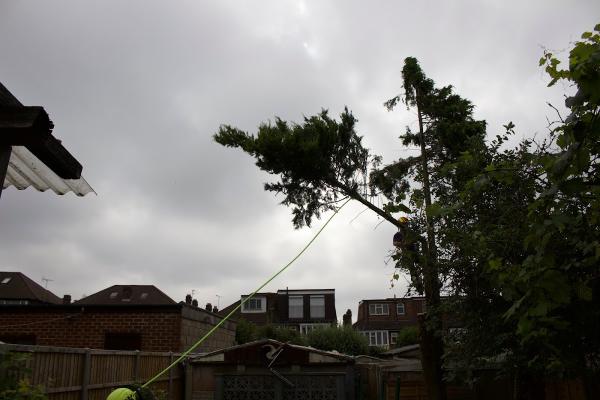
393,216,424,294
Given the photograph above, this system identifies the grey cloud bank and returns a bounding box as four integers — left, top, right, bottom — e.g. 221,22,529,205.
1,0,598,320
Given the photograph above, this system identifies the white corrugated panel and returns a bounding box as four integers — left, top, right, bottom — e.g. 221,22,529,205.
2,146,94,196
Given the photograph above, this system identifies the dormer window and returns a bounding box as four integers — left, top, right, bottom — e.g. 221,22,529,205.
369,303,389,315
241,296,266,313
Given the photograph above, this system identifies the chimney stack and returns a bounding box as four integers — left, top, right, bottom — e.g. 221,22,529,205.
343,309,352,326
63,294,71,304
192,299,198,307
185,294,192,304
205,303,213,312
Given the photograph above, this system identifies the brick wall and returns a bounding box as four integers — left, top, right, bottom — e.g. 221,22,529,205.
0,304,235,352
180,304,236,352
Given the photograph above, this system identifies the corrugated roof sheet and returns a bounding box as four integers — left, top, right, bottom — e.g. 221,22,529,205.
3,146,94,196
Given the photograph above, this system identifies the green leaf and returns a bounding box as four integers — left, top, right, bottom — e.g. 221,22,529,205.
425,203,442,218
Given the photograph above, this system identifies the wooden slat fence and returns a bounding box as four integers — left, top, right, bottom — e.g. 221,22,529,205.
1,344,185,400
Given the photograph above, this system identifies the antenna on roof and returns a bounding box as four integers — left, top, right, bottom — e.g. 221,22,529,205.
41,277,53,289
215,294,221,308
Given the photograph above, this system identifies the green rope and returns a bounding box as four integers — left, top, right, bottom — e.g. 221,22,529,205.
142,199,350,388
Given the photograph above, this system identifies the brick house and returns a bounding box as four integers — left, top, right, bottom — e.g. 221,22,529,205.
219,289,337,334
353,297,426,349
0,274,235,352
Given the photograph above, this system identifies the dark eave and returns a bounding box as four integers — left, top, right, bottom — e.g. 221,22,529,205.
0,83,82,179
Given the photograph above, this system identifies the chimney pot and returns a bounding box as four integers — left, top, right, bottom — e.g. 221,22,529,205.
63,295,71,304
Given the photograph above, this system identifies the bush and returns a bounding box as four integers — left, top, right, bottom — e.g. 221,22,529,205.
306,326,369,356
235,318,257,344
0,352,47,400
395,326,419,347
235,319,306,346
255,325,306,346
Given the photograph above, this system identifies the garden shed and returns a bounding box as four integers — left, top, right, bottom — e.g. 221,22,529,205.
189,339,356,400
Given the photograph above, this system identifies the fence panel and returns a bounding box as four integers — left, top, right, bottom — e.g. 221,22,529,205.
1,344,184,400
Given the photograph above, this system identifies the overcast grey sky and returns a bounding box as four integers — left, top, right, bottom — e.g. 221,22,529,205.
1,0,598,322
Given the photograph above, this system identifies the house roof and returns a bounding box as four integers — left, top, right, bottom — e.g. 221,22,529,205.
0,272,62,304
358,297,425,303
76,285,176,305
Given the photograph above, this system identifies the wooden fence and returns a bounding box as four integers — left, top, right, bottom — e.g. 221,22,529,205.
1,344,186,400
356,363,588,400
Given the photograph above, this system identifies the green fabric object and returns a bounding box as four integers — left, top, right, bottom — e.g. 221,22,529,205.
107,388,136,400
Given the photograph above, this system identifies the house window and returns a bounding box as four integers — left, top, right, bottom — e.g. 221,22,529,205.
310,295,325,318
1,277,11,284
368,303,389,315
289,295,303,318
300,323,328,335
390,332,398,345
397,302,405,316
0,300,29,305
241,296,266,313
362,331,389,347
0,334,36,345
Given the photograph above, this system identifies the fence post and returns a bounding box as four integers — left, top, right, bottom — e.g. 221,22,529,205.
168,352,174,400
183,360,193,400
81,349,91,400
133,350,140,381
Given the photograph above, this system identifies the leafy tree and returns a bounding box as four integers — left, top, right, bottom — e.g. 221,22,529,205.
442,23,600,398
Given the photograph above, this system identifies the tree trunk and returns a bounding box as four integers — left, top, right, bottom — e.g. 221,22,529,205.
416,98,446,400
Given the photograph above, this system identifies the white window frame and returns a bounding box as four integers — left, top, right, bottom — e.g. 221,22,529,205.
390,332,398,345
362,330,389,347
300,323,328,335
397,302,405,316
309,295,325,319
0,299,29,305
288,295,303,319
241,296,266,313
368,303,389,315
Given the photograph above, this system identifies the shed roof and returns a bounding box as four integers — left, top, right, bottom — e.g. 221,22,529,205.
191,339,354,364
0,82,93,196
0,271,62,304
